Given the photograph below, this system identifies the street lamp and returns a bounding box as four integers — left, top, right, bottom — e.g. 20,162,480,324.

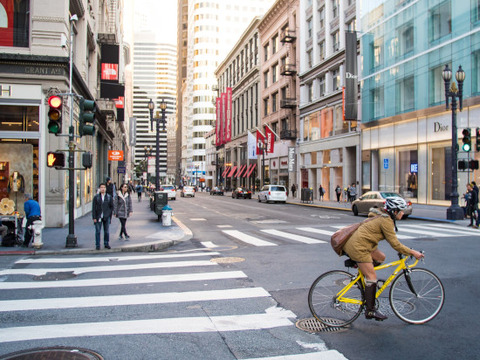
147,99,167,190
442,64,466,220
143,145,152,185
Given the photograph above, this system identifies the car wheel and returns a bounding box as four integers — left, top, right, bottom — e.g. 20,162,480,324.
258,196,261,202
352,205,358,216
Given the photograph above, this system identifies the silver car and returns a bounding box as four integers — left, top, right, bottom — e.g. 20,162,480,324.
352,191,413,218
257,185,287,203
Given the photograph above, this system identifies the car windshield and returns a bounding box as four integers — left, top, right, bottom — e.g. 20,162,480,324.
379,192,402,198
271,186,286,192
163,186,174,190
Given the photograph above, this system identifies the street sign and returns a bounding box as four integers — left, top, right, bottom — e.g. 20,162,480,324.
108,150,124,161
383,158,389,170
117,166,126,174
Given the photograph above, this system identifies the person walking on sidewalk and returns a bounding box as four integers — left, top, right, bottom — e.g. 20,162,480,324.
135,183,143,202
114,183,133,240
291,184,297,198
335,185,342,202
92,183,114,250
318,185,325,201
22,194,41,248
106,177,116,200
466,183,478,228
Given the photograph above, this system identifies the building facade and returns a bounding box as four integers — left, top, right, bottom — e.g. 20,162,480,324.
359,0,480,205
297,0,359,201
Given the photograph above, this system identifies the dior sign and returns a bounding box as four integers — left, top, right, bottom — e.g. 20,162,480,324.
434,122,449,132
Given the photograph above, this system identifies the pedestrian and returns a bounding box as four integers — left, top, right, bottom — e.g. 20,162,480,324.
466,183,478,228
348,183,357,202
114,183,133,240
106,177,116,199
344,186,348,202
21,194,41,248
319,185,325,201
291,184,297,198
335,185,342,202
92,183,114,250
136,183,143,202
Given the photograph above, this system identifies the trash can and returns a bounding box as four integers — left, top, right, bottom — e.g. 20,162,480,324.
154,191,168,221
162,205,173,227
301,188,313,204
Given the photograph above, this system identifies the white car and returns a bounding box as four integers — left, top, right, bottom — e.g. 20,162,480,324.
257,185,287,203
181,186,195,197
160,185,176,200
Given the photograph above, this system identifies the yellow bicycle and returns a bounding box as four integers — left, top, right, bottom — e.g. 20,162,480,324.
308,253,445,327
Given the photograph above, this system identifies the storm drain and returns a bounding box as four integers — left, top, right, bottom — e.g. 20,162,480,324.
0,347,103,360
296,317,349,333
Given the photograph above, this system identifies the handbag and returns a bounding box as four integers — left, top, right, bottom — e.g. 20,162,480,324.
331,216,380,256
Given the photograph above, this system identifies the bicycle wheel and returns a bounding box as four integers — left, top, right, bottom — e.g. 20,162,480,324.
389,268,445,324
308,270,364,327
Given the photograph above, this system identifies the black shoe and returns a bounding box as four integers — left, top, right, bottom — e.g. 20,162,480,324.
365,310,388,321
125,235,130,240
96,247,100,250
105,245,111,249
468,224,473,227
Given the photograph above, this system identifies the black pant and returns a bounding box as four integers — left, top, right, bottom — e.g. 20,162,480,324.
336,193,341,202
23,216,41,247
119,218,128,237
137,192,142,201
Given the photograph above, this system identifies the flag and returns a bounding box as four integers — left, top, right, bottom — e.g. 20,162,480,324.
215,97,221,146
265,125,275,153
256,129,265,155
248,131,257,159
225,87,232,142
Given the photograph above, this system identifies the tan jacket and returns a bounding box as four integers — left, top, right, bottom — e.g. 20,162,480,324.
343,208,411,262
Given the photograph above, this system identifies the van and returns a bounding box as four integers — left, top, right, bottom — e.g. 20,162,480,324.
257,185,287,203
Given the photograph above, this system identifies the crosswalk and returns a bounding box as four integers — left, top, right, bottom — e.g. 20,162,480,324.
217,222,479,248
0,252,347,360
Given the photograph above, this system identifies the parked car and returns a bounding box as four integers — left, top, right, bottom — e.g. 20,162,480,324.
181,186,195,197
210,187,224,196
351,191,413,218
159,185,177,200
257,185,287,203
232,187,252,199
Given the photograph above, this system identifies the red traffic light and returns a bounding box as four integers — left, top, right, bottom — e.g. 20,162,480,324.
48,95,62,108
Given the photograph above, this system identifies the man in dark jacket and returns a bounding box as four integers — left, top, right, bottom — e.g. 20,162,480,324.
466,183,478,228
106,177,115,199
92,183,114,250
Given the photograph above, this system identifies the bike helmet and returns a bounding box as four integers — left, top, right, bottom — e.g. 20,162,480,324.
384,197,408,212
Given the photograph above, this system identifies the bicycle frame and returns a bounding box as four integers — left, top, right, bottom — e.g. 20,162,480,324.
335,255,420,305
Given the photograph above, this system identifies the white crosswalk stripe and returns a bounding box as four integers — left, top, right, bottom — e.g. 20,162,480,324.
0,252,346,359
261,229,326,244
222,229,277,246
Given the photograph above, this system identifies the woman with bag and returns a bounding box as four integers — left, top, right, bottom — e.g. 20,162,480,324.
340,198,424,321
114,183,133,240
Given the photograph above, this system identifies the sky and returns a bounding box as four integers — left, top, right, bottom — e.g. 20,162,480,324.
123,0,177,45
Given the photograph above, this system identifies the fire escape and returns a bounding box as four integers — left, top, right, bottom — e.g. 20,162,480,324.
279,27,297,140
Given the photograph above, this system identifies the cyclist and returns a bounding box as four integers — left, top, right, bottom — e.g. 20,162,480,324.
342,198,424,321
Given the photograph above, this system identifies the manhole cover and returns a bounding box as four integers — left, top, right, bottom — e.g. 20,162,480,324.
33,271,77,281
210,257,245,264
0,347,103,360
296,317,349,333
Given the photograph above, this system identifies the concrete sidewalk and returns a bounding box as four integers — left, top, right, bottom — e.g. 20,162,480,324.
0,195,192,256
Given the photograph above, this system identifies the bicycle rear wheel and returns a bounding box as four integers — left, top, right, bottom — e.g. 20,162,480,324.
308,270,363,327
389,268,445,324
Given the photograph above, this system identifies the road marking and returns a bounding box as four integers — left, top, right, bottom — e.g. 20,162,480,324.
0,307,295,342
402,224,477,236
297,227,335,236
261,230,326,244
16,252,220,264
426,223,480,234
244,351,348,360
217,225,232,228
251,219,288,224
190,218,207,221
0,270,248,290
397,227,450,237
0,287,270,312
201,241,218,248
222,230,277,247
0,260,217,277
331,225,414,239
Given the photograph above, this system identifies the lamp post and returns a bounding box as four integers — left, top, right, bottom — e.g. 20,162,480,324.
258,140,266,187
148,99,167,190
442,64,466,220
143,145,152,185
195,165,199,188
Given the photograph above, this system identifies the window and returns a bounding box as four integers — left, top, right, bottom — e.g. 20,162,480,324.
473,0,480,23
319,6,325,29
272,92,278,112
281,86,288,100
264,70,269,88
319,75,325,96
332,0,339,18
307,18,312,38
0,0,30,47
473,51,480,94
272,35,278,54
430,64,449,105
332,68,340,90
272,63,278,83
281,118,288,131
307,83,313,102
396,21,414,56
429,1,451,42
319,40,325,60
264,43,269,61
332,31,340,52
372,87,384,118
372,37,383,69
396,76,415,112
264,98,269,116
307,50,313,68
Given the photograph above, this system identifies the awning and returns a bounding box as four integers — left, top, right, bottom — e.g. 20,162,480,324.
242,164,253,178
235,164,247,177
222,167,230,177
227,166,237,177
245,163,256,177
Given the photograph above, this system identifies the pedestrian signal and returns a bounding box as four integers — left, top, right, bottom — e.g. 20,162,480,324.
82,152,93,168
470,160,479,170
476,128,480,152
47,95,63,135
462,128,471,152
47,152,65,168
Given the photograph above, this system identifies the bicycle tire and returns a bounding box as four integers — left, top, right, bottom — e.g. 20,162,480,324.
308,270,364,327
389,268,445,324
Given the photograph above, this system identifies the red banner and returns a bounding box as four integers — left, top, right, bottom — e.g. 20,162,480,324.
265,126,275,154
256,130,265,155
225,87,232,143
101,63,119,80
0,0,14,46
215,97,221,146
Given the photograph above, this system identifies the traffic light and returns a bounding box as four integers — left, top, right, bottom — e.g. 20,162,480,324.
79,98,96,137
458,159,468,170
462,128,471,152
476,128,480,152
82,152,93,168
46,152,65,168
47,95,63,135
470,160,479,170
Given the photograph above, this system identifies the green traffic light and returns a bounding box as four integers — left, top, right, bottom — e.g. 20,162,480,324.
463,143,471,152
48,121,61,134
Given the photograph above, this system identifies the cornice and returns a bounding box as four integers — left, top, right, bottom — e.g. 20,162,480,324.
258,0,294,32
31,16,65,24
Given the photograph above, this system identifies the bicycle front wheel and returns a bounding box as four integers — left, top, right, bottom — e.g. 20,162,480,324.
308,270,363,327
389,268,445,324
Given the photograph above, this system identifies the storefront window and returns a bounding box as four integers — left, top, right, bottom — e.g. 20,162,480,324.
0,105,39,132
398,149,418,199
309,111,320,141
431,146,451,201
321,108,333,138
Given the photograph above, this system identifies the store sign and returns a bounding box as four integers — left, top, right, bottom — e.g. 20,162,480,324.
280,157,288,169
108,150,124,161
288,147,296,172
410,163,418,173
102,63,119,80
433,121,448,132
